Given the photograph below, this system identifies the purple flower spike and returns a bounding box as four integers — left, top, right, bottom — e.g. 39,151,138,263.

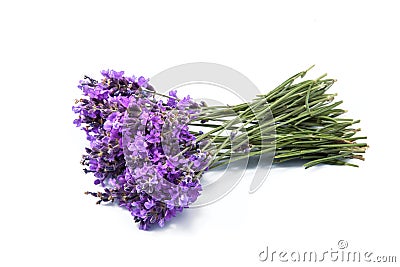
110,70,124,80
137,76,149,87
100,69,110,78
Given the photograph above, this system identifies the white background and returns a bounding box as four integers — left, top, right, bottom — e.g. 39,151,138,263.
1,0,399,266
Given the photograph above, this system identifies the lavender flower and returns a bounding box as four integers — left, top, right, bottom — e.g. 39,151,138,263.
74,70,211,230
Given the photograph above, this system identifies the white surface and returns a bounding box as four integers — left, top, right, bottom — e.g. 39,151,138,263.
1,0,399,266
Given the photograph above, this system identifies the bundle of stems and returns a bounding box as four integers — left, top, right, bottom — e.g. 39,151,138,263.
189,66,368,169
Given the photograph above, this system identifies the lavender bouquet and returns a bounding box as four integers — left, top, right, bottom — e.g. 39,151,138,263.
73,68,367,230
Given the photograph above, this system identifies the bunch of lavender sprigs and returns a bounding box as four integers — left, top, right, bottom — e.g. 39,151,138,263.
73,67,367,230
